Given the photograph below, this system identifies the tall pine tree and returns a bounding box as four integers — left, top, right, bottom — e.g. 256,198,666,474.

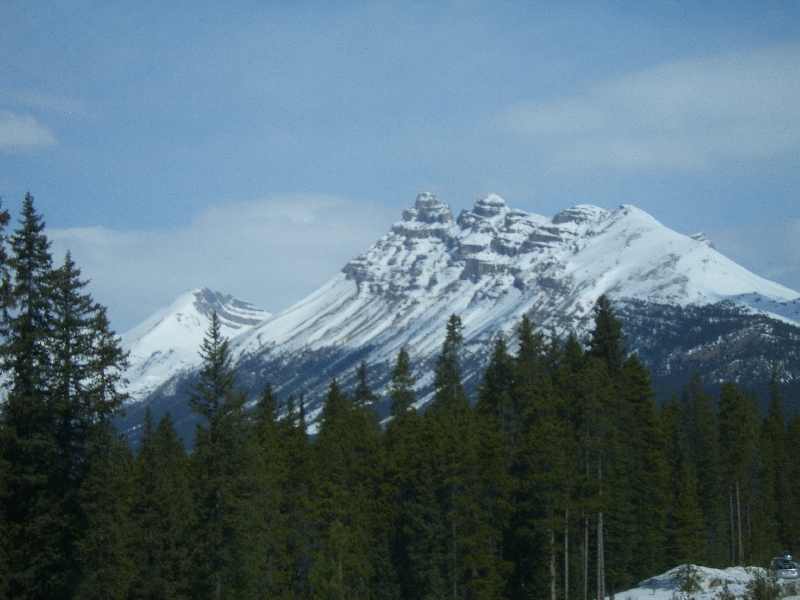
189,312,269,599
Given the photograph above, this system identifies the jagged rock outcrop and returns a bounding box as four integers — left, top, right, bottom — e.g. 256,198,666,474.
117,194,800,445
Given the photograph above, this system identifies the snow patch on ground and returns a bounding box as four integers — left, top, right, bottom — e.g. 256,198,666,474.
620,564,800,600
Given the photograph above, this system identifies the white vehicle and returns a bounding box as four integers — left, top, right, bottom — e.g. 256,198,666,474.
772,555,800,579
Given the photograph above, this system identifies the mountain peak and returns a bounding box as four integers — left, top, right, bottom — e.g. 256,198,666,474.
191,288,270,327
120,289,271,404
402,192,455,224
472,194,509,218
552,204,609,224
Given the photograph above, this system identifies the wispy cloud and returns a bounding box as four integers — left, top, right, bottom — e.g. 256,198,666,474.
0,89,87,116
0,109,58,152
49,195,397,332
503,45,800,171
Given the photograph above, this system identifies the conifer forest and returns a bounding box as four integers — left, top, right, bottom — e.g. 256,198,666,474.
2,195,799,600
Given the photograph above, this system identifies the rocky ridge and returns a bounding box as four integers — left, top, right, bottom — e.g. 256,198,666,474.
117,194,800,443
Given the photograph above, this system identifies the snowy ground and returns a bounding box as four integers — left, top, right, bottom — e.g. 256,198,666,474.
617,565,800,600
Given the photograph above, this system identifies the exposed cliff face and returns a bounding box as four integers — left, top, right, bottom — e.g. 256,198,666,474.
117,193,800,444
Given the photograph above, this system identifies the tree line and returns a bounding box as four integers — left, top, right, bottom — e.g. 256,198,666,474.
0,195,798,599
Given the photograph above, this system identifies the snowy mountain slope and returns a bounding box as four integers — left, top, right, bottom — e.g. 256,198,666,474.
121,288,270,403
232,193,798,370
117,193,800,442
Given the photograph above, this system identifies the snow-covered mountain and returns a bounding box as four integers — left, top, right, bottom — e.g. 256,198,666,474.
121,288,271,403
233,192,797,364
117,193,800,443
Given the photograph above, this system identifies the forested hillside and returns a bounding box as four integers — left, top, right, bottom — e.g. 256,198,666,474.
1,196,798,599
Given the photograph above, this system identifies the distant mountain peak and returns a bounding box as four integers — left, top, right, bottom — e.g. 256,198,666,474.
472,194,509,218
552,204,610,224
402,192,455,224
191,288,270,328
120,289,271,404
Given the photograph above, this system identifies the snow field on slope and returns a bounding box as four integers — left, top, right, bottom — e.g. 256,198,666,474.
122,289,270,403
121,195,800,408
621,565,800,600
234,197,800,377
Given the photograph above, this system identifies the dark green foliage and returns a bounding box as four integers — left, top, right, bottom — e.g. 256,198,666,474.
312,378,386,599
662,396,707,566
759,368,794,558
389,348,416,417
189,312,270,599
354,361,378,407
72,421,133,600
0,196,130,599
586,295,625,376
253,382,294,597
784,414,800,554
3,196,799,598
129,409,194,599
683,375,728,566
279,393,316,599
614,355,668,581
671,462,708,565
406,314,512,599
718,382,761,565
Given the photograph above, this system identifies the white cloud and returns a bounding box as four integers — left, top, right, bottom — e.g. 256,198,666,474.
48,195,398,333
504,45,800,171
0,109,57,152
0,89,87,116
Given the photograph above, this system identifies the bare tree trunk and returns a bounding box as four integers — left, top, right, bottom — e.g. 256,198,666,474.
729,485,735,565
215,489,221,600
565,507,570,600
736,478,744,565
551,527,557,600
582,512,588,600
453,520,458,600
597,457,605,600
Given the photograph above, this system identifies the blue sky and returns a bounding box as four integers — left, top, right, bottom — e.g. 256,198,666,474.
1,1,798,332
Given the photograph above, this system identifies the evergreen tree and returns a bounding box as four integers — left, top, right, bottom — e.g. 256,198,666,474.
189,312,269,599
760,368,793,557
383,349,423,599
72,298,130,597
614,355,668,582
508,316,569,600
477,337,515,424
683,375,727,566
72,421,133,600
718,382,760,565
280,393,316,599
253,382,294,597
661,397,706,567
129,409,194,599
409,315,511,599
0,197,129,598
671,461,708,565
0,195,57,597
388,348,416,418
353,361,378,407
4,192,53,399
312,379,387,599
586,295,625,376
783,413,800,554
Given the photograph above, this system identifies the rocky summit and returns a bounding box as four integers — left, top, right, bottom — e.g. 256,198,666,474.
117,194,800,444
